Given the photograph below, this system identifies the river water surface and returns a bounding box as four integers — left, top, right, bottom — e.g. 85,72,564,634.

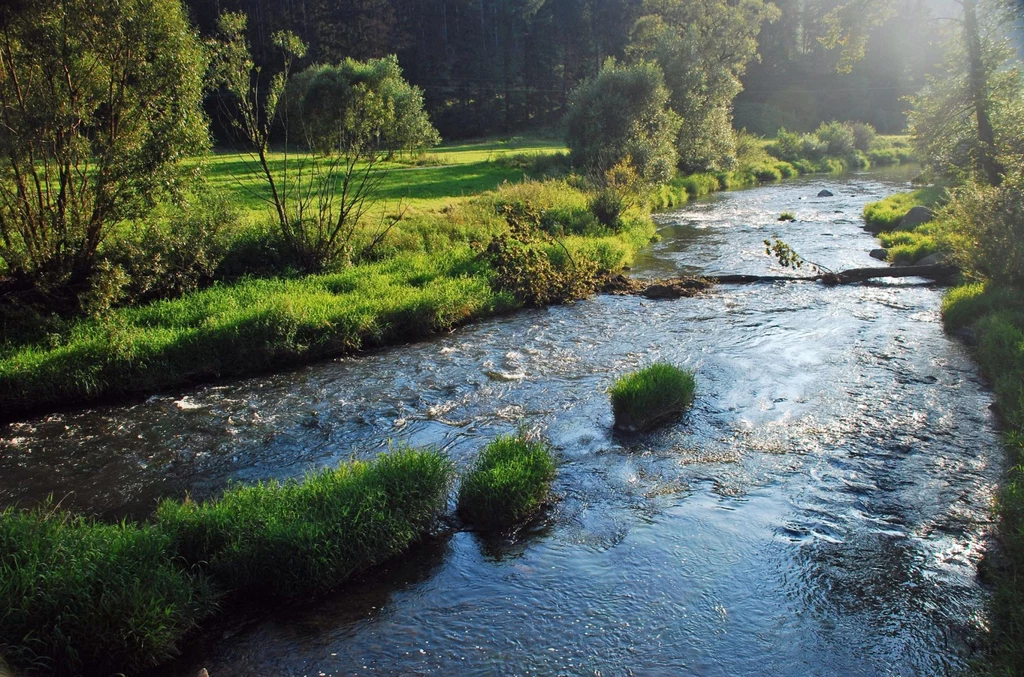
0,169,1002,676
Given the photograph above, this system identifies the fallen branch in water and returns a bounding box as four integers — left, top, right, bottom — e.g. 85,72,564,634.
601,264,960,300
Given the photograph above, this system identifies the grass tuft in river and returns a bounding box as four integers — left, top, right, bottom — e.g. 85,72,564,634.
0,505,218,677
609,362,696,432
457,434,557,531
156,446,453,600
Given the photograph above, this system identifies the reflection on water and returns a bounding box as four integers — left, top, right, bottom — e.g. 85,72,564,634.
1,168,1000,675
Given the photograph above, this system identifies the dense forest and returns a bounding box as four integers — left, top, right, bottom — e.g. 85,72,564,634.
183,0,947,138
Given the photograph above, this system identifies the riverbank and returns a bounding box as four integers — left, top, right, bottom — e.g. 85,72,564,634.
865,180,1024,674
1,171,989,676
0,134,916,422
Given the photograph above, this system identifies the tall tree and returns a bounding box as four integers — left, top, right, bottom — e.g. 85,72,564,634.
628,0,779,172
0,0,209,297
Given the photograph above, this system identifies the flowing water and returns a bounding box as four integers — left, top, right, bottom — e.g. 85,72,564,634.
0,168,1002,676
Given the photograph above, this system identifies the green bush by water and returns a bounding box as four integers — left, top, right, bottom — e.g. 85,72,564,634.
0,507,217,676
609,362,696,432
157,447,454,600
457,434,557,531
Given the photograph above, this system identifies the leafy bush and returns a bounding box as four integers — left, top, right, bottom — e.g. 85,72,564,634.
457,434,557,531
566,59,681,184
815,121,857,158
157,448,453,600
610,362,696,432
483,233,598,306
678,173,721,198
849,122,877,152
0,507,217,676
107,197,237,304
943,171,1024,286
779,212,796,222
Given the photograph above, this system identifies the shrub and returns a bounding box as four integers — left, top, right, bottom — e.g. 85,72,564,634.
942,171,1024,286
457,434,557,531
778,212,796,222
849,122,877,152
815,121,857,158
106,197,237,304
678,173,721,198
566,59,681,183
609,362,696,432
0,507,217,676
483,233,598,306
156,447,454,600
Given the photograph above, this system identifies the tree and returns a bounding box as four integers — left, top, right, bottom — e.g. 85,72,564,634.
822,0,1021,184
0,0,208,299
284,56,439,158
565,59,681,184
907,26,1022,182
212,14,438,271
627,0,778,173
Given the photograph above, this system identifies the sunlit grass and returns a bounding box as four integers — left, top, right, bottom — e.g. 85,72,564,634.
609,362,696,432
457,434,557,530
0,506,218,676
157,447,454,600
862,186,944,231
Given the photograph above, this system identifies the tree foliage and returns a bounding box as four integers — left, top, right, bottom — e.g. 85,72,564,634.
628,0,778,172
908,23,1023,182
565,59,681,184
284,56,440,156
0,0,208,297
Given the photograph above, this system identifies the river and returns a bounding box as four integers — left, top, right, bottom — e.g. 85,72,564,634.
0,168,1001,675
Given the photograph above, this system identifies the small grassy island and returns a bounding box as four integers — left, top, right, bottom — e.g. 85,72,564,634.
457,434,558,531
610,363,697,432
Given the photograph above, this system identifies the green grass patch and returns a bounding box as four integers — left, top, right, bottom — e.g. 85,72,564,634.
879,229,939,264
0,250,513,419
677,173,721,198
862,186,945,231
779,212,796,222
609,362,697,432
457,434,557,531
157,447,453,600
0,507,218,676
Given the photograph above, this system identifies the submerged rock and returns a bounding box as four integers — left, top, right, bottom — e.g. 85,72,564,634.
817,189,834,197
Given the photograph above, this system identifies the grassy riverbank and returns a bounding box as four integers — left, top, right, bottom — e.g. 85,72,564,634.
1,448,455,675
941,284,1024,675
1,132,894,421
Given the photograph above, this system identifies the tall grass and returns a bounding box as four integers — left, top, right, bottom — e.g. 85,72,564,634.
0,507,218,676
609,362,696,432
0,251,511,419
457,434,557,531
156,447,454,600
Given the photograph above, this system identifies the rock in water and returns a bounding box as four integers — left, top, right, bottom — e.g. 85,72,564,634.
817,189,834,197
869,249,888,261
899,206,935,229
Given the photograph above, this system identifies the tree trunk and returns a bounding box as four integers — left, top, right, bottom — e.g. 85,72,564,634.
963,0,1004,186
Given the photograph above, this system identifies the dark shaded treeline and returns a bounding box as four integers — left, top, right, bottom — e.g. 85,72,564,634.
184,0,944,139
